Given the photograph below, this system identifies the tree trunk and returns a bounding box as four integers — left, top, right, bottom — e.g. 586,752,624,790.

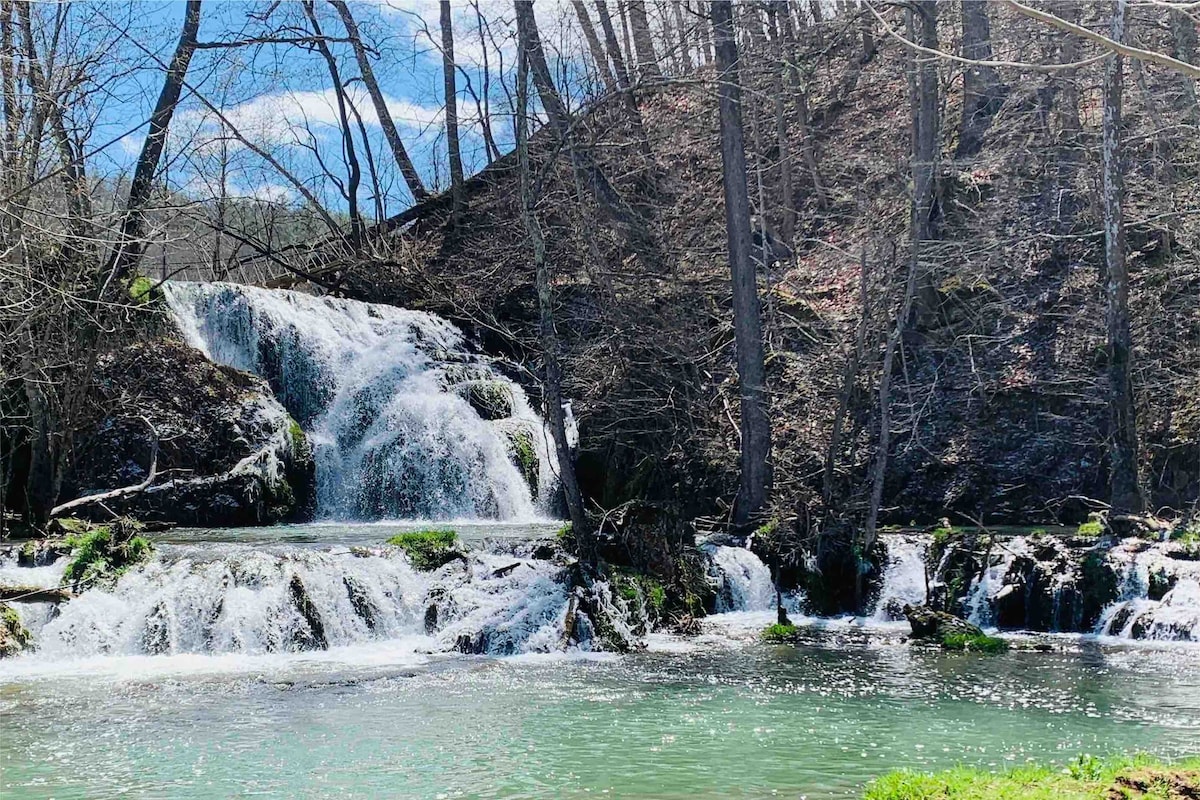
514,41,591,561
618,1,635,72
1055,0,1082,139
514,0,640,234
331,0,428,202
1101,0,1143,515
595,0,632,91
910,0,941,321
572,0,616,92
1169,5,1200,122
304,0,363,248
627,0,662,82
767,2,796,246
672,0,692,73
440,0,465,222
956,0,1005,158
105,0,202,287
860,250,919,609
777,0,826,206
713,0,772,525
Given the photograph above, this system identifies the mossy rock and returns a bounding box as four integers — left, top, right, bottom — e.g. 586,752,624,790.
126,275,161,306
386,529,464,571
940,631,1009,653
0,603,32,658
458,380,515,421
502,427,540,500
62,517,153,589
762,622,799,642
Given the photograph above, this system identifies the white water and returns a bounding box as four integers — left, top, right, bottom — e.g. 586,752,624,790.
1097,539,1200,641
11,541,575,662
872,536,929,621
164,282,556,521
705,545,776,612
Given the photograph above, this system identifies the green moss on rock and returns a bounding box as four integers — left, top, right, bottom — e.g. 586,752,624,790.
0,603,32,658
502,427,540,500
762,622,798,642
941,631,1008,653
386,529,464,571
62,518,152,589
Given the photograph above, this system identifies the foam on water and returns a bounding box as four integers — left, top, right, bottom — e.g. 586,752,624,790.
872,535,929,621
164,282,557,521
705,545,776,613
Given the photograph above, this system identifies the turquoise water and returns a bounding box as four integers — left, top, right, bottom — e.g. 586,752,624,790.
3,624,1199,799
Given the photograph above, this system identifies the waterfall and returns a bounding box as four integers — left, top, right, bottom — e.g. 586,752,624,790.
1096,539,1200,642
872,535,930,621
15,542,576,659
164,282,556,521
705,545,776,612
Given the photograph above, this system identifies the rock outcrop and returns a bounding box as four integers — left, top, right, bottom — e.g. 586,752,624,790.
64,339,315,527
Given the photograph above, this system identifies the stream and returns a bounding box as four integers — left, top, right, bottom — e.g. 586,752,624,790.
2,524,1199,800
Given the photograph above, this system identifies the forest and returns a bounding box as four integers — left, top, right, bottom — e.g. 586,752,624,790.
0,1,1199,798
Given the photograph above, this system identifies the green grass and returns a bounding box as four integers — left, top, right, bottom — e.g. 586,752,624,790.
762,622,799,642
63,523,152,587
941,632,1009,653
1076,520,1105,537
386,529,462,571
864,754,1200,799
127,275,156,305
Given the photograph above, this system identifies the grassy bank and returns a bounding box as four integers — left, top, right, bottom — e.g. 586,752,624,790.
864,755,1200,799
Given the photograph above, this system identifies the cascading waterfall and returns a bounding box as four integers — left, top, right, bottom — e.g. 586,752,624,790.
164,282,557,521
1096,539,1200,641
8,543,574,659
705,545,776,612
872,535,930,621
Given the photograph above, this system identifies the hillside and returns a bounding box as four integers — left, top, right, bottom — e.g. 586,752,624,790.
342,4,1200,534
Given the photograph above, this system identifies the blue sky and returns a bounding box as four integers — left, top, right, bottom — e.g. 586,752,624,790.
86,1,599,218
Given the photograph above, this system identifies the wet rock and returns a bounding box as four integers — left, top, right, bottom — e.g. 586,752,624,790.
343,576,377,631
288,575,328,650
0,603,31,658
64,339,316,527
456,380,515,420
903,604,984,640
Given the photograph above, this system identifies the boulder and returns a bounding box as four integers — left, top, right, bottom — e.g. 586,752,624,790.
903,603,985,640
65,339,316,526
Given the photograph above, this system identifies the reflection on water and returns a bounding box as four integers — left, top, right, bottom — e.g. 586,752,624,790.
2,621,1199,800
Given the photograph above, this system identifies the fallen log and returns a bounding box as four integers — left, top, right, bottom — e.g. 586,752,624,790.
0,585,74,603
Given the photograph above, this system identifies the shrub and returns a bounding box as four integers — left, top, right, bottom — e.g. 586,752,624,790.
1076,520,1105,536
387,529,463,571
62,519,152,588
762,623,798,642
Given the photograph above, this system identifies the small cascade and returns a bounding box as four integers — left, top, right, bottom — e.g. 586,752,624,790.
1096,539,1200,642
872,535,930,621
15,543,579,659
704,545,776,613
164,282,557,521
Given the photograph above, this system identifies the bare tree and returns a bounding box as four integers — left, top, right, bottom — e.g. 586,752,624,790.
106,0,203,286
572,0,616,92
1101,0,1142,515
514,20,591,559
713,0,771,525
330,0,428,202
627,0,662,82
440,0,465,222
956,0,1005,157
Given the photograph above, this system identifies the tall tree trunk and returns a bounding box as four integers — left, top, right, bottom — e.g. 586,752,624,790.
514,41,591,561
595,0,632,91
105,0,202,287
304,0,363,249
1101,0,1143,515
572,0,616,92
1169,5,1199,122
627,0,662,82
440,0,465,222
860,250,919,609
767,1,795,245
471,1,502,163
1055,0,1083,139
713,0,772,525
778,1,826,207
910,0,941,321
956,0,1005,158
331,0,428,202
618,1,635,74
672,0,692,73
